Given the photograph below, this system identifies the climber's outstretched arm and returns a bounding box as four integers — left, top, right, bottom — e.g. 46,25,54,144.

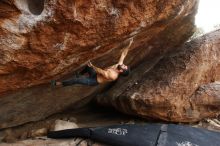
118,38,133,65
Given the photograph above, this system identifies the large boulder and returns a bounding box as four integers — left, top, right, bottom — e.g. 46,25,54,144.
97,30,220,122
0,0,197,128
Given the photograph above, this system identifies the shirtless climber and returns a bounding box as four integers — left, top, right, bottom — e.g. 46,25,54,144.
51,38,133,87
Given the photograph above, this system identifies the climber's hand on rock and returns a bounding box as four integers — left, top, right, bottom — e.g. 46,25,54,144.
87,60,93,67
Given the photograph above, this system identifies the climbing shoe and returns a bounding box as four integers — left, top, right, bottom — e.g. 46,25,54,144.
51,80,56,87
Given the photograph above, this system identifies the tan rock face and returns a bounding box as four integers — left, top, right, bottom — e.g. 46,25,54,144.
0,0,197,128
97,30,220,122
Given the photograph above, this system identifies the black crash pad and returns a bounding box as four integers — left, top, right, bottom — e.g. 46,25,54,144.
48,124,220,146
158,124,220,146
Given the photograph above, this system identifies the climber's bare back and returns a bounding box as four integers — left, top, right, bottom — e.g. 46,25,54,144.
96,65,119,83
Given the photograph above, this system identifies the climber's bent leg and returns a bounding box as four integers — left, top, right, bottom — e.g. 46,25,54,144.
80,65,97,78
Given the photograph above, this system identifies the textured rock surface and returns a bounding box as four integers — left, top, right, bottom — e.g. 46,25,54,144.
0,0,197,93
0,139,107,146
97,30,220,122
0,0,197,128
191,82,220,120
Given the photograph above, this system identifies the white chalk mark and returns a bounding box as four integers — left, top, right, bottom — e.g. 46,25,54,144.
105,7,120,18
140,21,147,28
53,33,70,50
131,92,141,99
93,45,101,51
176,141,198,146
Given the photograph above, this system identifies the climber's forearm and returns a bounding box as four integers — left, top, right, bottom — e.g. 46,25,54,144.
118,41,132,65
91,65,107,76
